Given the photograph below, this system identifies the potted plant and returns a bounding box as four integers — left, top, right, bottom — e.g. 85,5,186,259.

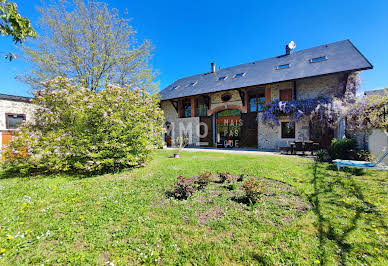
173,135,188,158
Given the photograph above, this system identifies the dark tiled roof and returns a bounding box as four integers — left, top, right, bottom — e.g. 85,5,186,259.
160,39,372,101
0,93,32,103
364,88,388,96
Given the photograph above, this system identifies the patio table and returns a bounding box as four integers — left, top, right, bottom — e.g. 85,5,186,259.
290,141,320,155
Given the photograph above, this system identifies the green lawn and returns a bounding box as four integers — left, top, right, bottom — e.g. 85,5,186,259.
0,150,387,265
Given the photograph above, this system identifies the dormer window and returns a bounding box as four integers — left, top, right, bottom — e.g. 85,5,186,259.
233,73,246,78
187,81,197,87
170,85,179,91
218,76,228,81
310,56,327,63
277,64,290,70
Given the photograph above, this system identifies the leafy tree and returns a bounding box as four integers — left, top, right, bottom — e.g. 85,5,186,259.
1,77,164,175
22,0,155,92
0,0,36,60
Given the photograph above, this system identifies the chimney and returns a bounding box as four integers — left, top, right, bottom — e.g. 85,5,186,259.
285,45,291,55
285,41,296,56
211,62,216,73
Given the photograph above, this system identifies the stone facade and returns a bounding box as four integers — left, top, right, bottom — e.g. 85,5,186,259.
210,90,243,109
257,114,310,150
296,73,346,100
257,73,346,149
161,73,348,150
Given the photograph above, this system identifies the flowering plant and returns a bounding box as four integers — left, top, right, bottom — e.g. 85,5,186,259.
1,77,164,175
261,97,338,127
346,94,388,131
262,73,364,129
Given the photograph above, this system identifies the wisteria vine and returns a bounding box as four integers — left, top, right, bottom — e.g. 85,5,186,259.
261,97,341,127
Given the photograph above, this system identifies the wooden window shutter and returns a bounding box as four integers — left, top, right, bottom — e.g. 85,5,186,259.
265,88,271,104
280,89,293,101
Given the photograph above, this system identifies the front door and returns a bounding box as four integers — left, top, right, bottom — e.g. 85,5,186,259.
309,119,334,149
240,112,258,147
216,110,241,148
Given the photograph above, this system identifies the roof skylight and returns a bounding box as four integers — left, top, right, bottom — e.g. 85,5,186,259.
218,76,228,81
310,56,327,63
170,85,179,91
233,73,246,78
187,81,197,87
276,64,290,70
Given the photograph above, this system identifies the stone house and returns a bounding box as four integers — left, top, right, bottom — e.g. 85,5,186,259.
0,93,37,151
159,40,372,150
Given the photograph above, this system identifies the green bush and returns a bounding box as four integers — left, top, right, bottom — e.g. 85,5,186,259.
329,138,358,160
243,178,266,204
171,176,198,200
218,172,231,183
355,150,374,161
1,77,164,175
195,171,212,190
315,149,331,162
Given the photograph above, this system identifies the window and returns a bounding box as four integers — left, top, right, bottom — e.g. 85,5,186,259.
181,99,191,118
310,56,327,63
281,122,295,138
170,85,179,91
249,94,265,112
221,94,231,102
6,113,26,129
277,64,290,70
279,89,293,101
218,76,228,81
233,73,245,78
187,81,197,87
196,96,210,116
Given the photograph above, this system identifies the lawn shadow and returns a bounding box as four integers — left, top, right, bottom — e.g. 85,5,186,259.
326,164,365,176
229,195,250,205
308,161,387,265
0,164,141,180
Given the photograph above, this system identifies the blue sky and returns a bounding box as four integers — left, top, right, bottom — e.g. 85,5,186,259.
0,0,387,97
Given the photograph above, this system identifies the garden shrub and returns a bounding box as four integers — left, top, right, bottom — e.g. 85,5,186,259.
218,172,232,183
171,176,198,200
329,138,358,160
355,150,374,161
243,178,266,204
315,149,331,162
237,174,244,182
196,171,212,190
1,77,164,175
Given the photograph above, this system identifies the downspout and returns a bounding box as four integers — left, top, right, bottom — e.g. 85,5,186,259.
212,114,216,147
293,80,297,100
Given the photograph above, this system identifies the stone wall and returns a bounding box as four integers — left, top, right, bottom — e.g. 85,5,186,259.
257,114,310,150
267,73,346,102
258,73,346,150
210,90,243,109
268,81,294,101
296,73,346,100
